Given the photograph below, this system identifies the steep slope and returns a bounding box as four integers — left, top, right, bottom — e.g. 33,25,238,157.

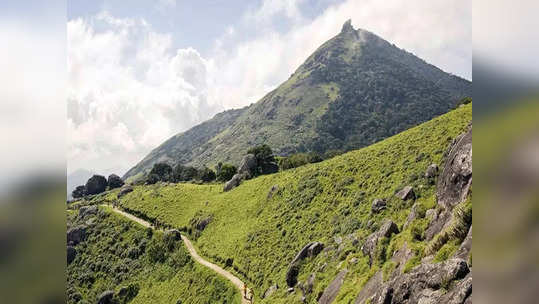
95,104,471,302
124,20,471,180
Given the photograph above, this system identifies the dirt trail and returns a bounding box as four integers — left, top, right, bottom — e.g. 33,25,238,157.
106,205,252,303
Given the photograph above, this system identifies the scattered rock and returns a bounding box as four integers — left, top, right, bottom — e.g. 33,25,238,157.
334,235,343,245
97,290,114,304
67,246,77,264
262,284,278,299
395,186,415,200
117,185,133,198
67,226,86,246
425,164,439,178
78,205,97,218
437,127,472,210
350,257,358,264
107,174,124,189
371,199,387,213
267,184,280,199
378,220,399,238
304,274,315,295
318,269,348,304
287,287,295,293
223,173,243,192
287,242,324,287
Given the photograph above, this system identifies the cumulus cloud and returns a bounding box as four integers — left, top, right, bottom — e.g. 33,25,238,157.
68,0,471,175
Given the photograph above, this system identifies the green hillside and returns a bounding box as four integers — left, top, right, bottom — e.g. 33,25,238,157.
123,20,471,180
90,104,471,302
67,207,240,304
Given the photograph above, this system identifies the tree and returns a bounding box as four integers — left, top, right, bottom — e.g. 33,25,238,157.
147,174,159,185
247,144,278,175
107,174,124,189
198,167,216,182
72,185,86,198
149,163,174,182
179,166,198,181
216,163,236,182
85,175,107,195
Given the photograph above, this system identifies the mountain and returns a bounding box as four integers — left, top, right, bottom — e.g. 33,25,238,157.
123,20,471,180
67,168,94,199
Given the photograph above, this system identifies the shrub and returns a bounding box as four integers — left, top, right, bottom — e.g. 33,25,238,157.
146,174,159,185
175,165,198,182
216,163,236,182
72,185,86,198
149,163,174,182
147,238,166,263
247,144,278,175
107,174,124,189
279,152,323,170
198,167,216,182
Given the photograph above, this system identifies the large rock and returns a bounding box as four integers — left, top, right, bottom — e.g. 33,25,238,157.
361,220,399,266
286,242,324,287
318,269,348,304
107,174,124,189
425,164,439,178
223,173,243,192
357,258,470,304
395,186,415,201
454,226,472,261
237,154,257,178
117,185,133,198
355,271,382,304
67,226,86,246
437,127,472,210
371,199,387,213
78,205,97,218
85,175,108,195
67,246,77,264
97,290,114,304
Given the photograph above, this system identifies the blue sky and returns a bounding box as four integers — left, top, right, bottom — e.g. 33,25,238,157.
66,0,472,176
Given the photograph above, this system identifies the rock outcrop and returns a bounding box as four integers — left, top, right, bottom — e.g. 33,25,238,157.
354,258,470,304
361,220,399,265
223,173,243,192
425,164,439,178
286,242,324,287
395,186,415,201
237,154,257,178
318,269,348,304
371,199,387,213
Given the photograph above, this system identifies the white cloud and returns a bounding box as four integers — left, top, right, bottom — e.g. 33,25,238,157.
68,0,471,175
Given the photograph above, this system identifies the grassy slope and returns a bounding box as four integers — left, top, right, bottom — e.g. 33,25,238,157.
67,207,240,304
98,104,471,302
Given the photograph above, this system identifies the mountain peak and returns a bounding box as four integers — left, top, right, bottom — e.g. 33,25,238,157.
341,19,354,33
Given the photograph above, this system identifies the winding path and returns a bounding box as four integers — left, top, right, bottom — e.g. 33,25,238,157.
105,205,252,304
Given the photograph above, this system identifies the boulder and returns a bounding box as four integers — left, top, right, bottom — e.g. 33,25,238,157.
391,242,413,273
425,164,439,178
403,204,419,229
371,199,387,213
395,186,415,200
318,269,348,304
107,174,124,189
117,185,133,198
354,258,470,304
454,226,472,261
78,205,97,218
97,290,114,304
67,246,77,264
262,284,278,299
85,175,108,195
287,242,324,287
437,127,472,210
237,154,257,178
361,220,398,265
67,226,86,246
223,173,243,192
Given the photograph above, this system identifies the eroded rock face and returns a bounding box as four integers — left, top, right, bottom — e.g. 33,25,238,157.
437,127,472,210
318,269,348,304
354,258,470,304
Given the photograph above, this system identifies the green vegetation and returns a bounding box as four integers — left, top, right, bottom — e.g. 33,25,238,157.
67,207,240,304
216,163,237,182
123,24,470,180
88,104,471,302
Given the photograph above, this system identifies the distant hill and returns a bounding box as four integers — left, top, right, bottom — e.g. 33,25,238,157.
124,19,471,180
67,168,94,199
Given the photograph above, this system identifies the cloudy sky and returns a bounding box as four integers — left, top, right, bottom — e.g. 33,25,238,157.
67,0,472,176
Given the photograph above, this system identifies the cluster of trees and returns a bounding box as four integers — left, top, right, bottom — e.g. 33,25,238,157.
278,149,344,170
146,162,238,184
72,174,124,199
